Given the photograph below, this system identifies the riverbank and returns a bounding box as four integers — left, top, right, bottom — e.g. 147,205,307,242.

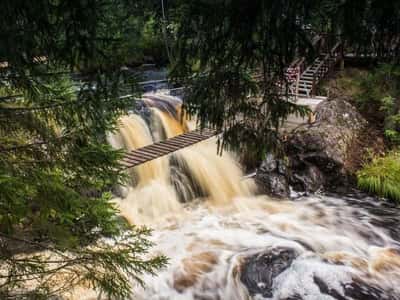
256,66,399,202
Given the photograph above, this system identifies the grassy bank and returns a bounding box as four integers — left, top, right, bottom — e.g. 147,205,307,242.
325,65,400,202
357,151,400,202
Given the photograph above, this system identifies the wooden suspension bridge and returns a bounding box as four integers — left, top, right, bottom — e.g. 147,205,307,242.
120,39,344,170
120,128,217,169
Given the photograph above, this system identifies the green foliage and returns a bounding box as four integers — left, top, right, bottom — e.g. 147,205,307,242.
171,0,312,159
0,0,167,298
356,64,400,146
112,8,169,66
313,0,400,59
0,226,167,299
357,151,400,202
0,0,399,296
138,14,170,65
170,0,400,160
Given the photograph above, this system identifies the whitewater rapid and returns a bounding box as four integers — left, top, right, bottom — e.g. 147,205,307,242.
77,92,400,300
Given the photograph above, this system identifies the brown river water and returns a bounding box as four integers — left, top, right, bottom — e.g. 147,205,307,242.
73,92,400,300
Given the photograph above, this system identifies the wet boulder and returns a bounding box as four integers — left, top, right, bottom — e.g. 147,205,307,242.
286,97,367,193
313,275,398,300
240,247,298,298
133,99,152,124
255,153,290,198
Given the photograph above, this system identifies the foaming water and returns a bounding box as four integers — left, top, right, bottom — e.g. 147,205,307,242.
152,107,185,138
117,115,169,185
133,196,400,300
174,146,254,205
102,92,400,300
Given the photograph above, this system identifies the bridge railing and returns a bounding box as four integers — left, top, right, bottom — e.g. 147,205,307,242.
311,41,343,97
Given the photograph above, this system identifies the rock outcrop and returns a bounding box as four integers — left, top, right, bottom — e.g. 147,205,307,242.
240,247,298,298
256,97,369,195
240,246,397,300
286,97,367,192
255,153,290,198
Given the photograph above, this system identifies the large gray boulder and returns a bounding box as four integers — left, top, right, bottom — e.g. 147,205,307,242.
255,153,290,198
285,97,367,192
240,247,298,298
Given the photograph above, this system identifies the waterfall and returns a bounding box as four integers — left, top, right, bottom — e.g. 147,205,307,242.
90,92,400,300
119,115,169,185
109,93,255,224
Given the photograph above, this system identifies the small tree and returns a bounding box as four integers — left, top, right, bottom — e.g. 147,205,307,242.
0,0,166,298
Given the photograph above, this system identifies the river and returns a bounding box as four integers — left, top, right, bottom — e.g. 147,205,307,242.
77,92,400,300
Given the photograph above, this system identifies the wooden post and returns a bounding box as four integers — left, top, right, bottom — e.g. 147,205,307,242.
295,66,299,102
340,54,345,71
340,43,345,71
311,75,316,97
308,112,316,124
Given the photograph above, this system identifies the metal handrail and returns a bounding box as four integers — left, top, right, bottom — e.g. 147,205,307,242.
310,41,342,96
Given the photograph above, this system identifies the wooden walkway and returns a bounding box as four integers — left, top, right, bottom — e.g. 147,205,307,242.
293,42,343,98
119,128,217,169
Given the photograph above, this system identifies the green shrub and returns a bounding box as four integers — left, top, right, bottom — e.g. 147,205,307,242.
356,64,400,146
357,151,400,202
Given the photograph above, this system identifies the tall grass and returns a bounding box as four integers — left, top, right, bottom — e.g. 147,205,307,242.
357,151,400,202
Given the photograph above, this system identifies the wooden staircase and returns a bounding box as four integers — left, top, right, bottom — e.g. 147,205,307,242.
119,36,343,170
293,42,343,98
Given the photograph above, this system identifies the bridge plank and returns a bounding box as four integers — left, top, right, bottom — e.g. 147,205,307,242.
120,129,217,169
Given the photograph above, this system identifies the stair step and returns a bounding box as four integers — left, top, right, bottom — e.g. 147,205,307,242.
298,91,309,96
298,87,311,92
292,86,311,89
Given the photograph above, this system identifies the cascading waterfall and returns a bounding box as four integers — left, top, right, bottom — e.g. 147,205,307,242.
98,92,400,300
107,93,255,225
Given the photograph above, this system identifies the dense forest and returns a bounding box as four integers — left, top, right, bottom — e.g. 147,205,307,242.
0,0,399,298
